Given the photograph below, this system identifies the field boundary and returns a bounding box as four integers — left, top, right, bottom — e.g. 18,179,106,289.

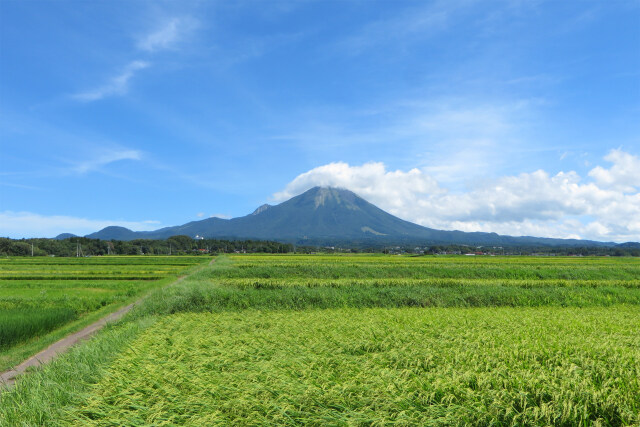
0,302,136,387
0,256,215,389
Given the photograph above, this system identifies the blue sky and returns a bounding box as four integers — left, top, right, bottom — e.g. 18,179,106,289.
1,0,639,241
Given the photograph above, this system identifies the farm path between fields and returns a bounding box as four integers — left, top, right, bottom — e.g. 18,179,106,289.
0,257,216,389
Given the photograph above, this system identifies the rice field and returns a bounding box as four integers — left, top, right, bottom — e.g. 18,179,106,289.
68,307,640,426
0,308,76,350
133,254,640,314
1,254,639,426
0,256,207,369
209,254,640,281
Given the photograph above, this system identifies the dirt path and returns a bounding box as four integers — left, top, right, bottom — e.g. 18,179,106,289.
1,257,215,389
0,301,138,387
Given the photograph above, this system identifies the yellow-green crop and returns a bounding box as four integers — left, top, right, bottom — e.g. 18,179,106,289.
69,307,640,426
2,254,639,426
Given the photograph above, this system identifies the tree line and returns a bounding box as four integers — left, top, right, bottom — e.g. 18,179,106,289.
0,237,637,257
0,236,293,257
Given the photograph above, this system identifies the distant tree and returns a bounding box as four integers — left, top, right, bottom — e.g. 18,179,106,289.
168,235,193,251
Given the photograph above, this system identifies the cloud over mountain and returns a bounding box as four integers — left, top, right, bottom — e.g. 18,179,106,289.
275,150,640,242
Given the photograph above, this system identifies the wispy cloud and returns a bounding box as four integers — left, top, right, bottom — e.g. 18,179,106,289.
0,182,42,191
0,211,161,239
269,95,536,186
72,15,198,103
74,149,142,174
73,61,150,102
137,17,198,52
335,0,472,55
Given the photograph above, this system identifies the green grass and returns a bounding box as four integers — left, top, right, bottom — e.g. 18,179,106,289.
65,307,640,426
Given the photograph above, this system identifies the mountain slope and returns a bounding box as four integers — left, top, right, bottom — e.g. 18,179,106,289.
55,233,78,240
86,187,617,246
86,226,145,241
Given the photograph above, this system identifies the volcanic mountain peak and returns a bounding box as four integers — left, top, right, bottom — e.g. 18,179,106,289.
251,204,272,215
85,186,620,247
291,186,360,210
311,187,344,207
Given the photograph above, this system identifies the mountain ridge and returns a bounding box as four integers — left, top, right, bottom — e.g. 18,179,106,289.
84,186,623,247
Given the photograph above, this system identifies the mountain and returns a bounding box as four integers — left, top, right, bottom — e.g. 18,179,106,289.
616,242,640,249
54,233,78,240
251,204,272,215
86,226,143,241
86,186,619,247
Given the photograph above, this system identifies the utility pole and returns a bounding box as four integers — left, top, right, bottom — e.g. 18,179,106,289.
169,243,172,256
31,243,34,257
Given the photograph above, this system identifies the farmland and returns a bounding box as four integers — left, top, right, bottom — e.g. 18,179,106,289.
0,256,207,370
1,254,639,425
135,254,640,314
69,307,640,425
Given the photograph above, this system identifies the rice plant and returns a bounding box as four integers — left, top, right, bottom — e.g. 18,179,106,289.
2,254,639,426
67,307,640,426
0,308,77,350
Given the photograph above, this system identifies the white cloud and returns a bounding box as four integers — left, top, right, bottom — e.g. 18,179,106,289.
274,149,640,242
274,162,444,210
588,149,640,193
137,17,197,52
0,211,161,239
73,61,150,102
74,149,142,174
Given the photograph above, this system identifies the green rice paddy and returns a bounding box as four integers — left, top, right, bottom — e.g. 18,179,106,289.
134,255,640,314
1,254,639,426
0,256,206,370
